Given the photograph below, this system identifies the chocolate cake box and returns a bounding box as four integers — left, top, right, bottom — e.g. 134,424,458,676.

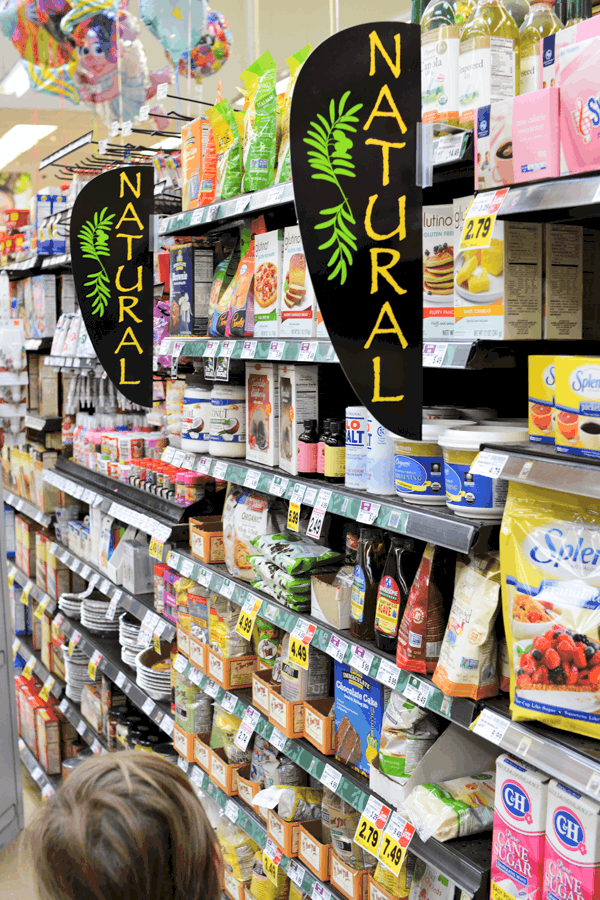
334,662,384,778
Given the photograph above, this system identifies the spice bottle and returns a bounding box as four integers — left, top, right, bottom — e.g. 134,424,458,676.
324,420,345,484
374,537,422,654
298,419,318,477
350,527,388,641
317,419,331,477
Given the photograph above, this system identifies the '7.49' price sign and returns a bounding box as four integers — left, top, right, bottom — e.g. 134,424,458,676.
460,188,509,251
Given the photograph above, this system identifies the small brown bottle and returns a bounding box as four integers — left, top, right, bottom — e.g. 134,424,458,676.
324,419,345,484
317,419,331,477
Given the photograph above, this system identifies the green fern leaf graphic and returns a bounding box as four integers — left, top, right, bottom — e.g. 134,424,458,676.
78,207,115,317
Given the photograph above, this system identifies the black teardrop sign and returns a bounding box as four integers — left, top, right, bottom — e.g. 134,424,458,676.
290,23,422,439
70,165,154,408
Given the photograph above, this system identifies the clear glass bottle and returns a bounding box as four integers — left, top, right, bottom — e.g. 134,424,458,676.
459,0,520,129
564,0,591,24
506,0,531,25
421,0,465,128
519,0,562,94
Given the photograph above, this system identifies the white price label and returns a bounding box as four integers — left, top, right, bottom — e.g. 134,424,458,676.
291,619,316,645
173,654,188,674
287,860,305,888
312,883,332,900
80,565,91,580
203,340,220,358
180,558,194,578
472,708,509,745
377,659,400,690
188,667,204,686
290,483,306,505
162,447,175,464
270,475,289,497
91,739,102,754
178,757,190,772
191,208,204,225
350,645,374,676
220,340,235,358
142,697,155,717
54,613,64,629
236,196,250,215
196,457,212,476
121,119,132,136
234,706,260,750
240,340,257,359
191,766,205,787
298,341,317,361
213,461,228,481
106,590,121,620
469,451,509,479
205,679,219,698
326,634,348,662
157,82,168,99
31,766,43,783
357,500,381,525
269,341,285,361
139,104,150,122
41,783,55,799
269,726,288,752
115,671,127,689
197,568,211,588
433,132,465,165
403,675,431,708
161,715,174,737
422,343,447,367
321,763,342,792
90,649,103,669
225,799,240,822
58,698,68,715
221,692,237,713
98,139,108,155
220,579,235,599
244,469,260,490
76,719,86,736
205,204,219,222
268,186,285,204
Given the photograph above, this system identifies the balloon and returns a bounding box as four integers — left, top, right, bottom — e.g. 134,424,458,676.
139,0,207,68
173,7,232,81
0,0,80,101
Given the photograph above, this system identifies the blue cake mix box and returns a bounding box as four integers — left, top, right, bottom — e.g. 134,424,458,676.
334,661,384,778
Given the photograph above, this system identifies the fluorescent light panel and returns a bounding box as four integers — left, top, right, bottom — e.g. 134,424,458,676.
0,63,30,98
151,137,181,149
0,124,57,169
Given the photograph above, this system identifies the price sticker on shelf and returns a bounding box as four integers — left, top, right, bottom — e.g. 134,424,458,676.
263,838,283,886
40,676,55,702
221,692,238,714
234,705,260,751
306,489,332,540
173,653,188,674
23,656,36,679
433,132,465,165
91,738,102,755
142,697,155,717
191,766,205,788
149,537,164,560
269,341,285,361
312,883,332,900
115,671,127,690
235,195,250,215
354,797,392,856
190,207,205,226
203,340,220,358
469,451,509,479
326,634,348,663
205,679,219,698
139,611,159,647
68,631,81,656
240,340,256,359
357,500,381,525
197,568,211,588
180,558,195,578
80,565,91,580
88,650,102,681
213,460,229,482
224,798,239,823
235,596,262,639
196,456,212,476
270,475,289,497
377,659,400,690
58,698,68,715
422,343,447,368
178,757,190,773
106,589,122,621
161,715,174,737
471,708,509,745
460,188,509,251
220,578,235,599
7,566,16,588
350,645,374,676
188,667,204,687
22,581,34,604
268,726,288,752
54,613,64,629
220,340,235,358
403,675,431,708
34,595,50,620
287,859,304,888
287,501,300,532
299,341,317,362
377,813,415,877
11,637,19,661
41,782,55,800
321,763,342,792
244,469,260,490
76,719,86,737
205,204,219,223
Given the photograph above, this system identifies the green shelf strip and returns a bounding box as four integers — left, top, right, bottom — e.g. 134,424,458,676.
179,339,337,363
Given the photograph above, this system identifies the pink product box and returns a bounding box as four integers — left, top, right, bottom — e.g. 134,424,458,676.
474,90,560,191
540,17,600,92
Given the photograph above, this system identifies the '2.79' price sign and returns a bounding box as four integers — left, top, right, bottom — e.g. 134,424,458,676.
460,188,509,251
354,797,392,856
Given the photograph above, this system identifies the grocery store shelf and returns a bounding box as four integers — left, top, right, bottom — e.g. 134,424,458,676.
423,341,517,370
497,174,600,222
159,336,338,364
4,490,53,527
18,737,59,799
40,253,71,269
24,414,62,433
161,450,497,555
159,182,295,237
2,253,71,276
44,458,191,541
53,612,174,737
24,338,53,351
57,695,107,755
43,355,99,371
10,562,58,616
480,441,600,501
14,634,63,699
48,539,176,642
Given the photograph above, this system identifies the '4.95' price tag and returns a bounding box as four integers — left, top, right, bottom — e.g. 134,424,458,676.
377,813,415,876
354,797,392,856
235,596,261,639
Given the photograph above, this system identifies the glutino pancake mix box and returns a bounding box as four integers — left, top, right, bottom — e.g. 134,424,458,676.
555,356,600,458
491,754,550,900
543,779,600,900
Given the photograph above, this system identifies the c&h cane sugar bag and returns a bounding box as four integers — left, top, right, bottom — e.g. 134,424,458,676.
501,482,600,739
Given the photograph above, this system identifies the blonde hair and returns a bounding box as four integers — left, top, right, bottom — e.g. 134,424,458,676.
26,751,221,900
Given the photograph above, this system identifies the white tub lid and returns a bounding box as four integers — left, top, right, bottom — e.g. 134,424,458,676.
394,420,474,443
438,424,528,450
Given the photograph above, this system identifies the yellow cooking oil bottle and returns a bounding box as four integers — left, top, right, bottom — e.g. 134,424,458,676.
421,0,476,129
519,0,562,94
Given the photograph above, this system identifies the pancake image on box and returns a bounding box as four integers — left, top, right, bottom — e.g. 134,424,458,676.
423,244,454,297
336,715,362,767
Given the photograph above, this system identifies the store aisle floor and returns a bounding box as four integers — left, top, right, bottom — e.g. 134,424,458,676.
0,765,42,899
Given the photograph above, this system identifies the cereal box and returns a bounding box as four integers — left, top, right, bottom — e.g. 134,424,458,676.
254,229,283,339
555,356,600,458
528,356,555,444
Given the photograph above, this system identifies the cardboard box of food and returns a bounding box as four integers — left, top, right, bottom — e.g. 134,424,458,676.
268,809,307,858
35,706,61,775
189,516,225,564
252,668,274,715
254,229,283,339
193,732,212,772
422,204,454,341
299,821,332,881
177,625,191,659
303,697,335,755
330,851,370,900
206,648,257,690
236,763,264,816
209,746,243,796
268,685,304,739
188,634,208,673
311,571,351,630
223,869,249,900
173,723,196,762
246,362,280,468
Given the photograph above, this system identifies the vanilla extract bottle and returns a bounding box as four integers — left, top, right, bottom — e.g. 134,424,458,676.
374,538,423,654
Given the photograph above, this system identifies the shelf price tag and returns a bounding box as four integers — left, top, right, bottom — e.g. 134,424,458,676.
377,813,415,876
88,650,102,681
91,738,102,755
312,883,332,900
354,797,392,856
270,475,289,497
173,653,188,674
68,631,81,656
298,341,317,361
234,705,260,751
287,501,300,532
139,611,159,647
41,782,55,800
220,578,235,599
306,489,332,540
244,469,260,490
142,697,155,717
11,637,19,661
268,726,288,752
23,656,36,679
321,763,342,792
180,558,194,578
235,596,262,639
268,341,285,361
203,340,220,358
289,620,316,669
377,659,400,690
422,343,447,368
22,581,34,604
469,451,509,479
287,859,305,888
240,340,256,359
40,676,55,702
149,536,164,560
213,460,229,482
34,595,50,620
106,589,122,621
263,838,283,886
221,692,238,714
350,645,374,676
196,456,212,476
357,500,381,525
225,799,239,822
403,675,431,708
7,566,16,588
205,678,219,698
460,188,508,251
471,708,509,745
326,634,348,663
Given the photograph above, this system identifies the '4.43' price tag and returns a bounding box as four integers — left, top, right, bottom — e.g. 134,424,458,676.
354,797,392,856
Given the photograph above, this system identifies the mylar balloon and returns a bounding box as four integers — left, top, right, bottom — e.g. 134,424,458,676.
139,0,207,68
175,8,232,80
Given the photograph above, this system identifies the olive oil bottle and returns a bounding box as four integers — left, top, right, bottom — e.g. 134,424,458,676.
519,0,562,94
459,0,520,129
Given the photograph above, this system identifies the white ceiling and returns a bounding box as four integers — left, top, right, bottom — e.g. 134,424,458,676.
0,0,411,187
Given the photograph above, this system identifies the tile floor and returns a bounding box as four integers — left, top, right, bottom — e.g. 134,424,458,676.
0,766,42,899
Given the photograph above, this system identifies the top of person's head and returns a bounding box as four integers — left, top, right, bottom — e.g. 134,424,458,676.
26,751,220,900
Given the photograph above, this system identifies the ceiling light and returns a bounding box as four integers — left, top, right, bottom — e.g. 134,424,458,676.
0,63,30,98
0,124,57,169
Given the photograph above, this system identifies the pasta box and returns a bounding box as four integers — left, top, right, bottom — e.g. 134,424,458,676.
209,746,243,795
299,821,332,881
254,229,283,339
193,732,212,771
206,647,257,690
268,809,308,858
268,684,305,739
303,697,335,755
331,850,370,900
